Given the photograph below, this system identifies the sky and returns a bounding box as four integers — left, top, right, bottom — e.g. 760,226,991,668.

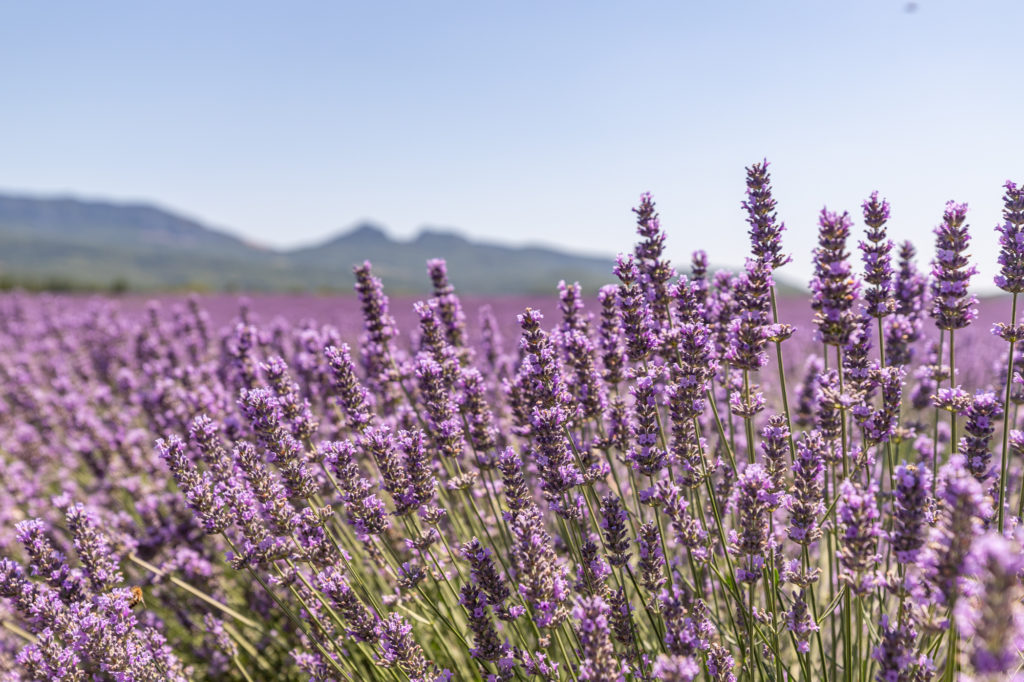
2,1,1023,290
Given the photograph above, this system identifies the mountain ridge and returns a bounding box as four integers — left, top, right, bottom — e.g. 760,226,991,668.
0,191,803,296
0,192,618,294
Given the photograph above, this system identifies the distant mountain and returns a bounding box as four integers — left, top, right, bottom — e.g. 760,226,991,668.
0,193,617,295
0,192,806,296
289,224,616,294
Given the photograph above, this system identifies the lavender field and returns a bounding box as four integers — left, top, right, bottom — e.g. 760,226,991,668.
3,163,1024,682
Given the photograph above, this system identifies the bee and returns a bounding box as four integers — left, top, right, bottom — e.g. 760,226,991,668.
129,586,145,609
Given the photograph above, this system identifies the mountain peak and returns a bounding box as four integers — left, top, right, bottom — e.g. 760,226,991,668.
338,222,390,243
413,227,469,246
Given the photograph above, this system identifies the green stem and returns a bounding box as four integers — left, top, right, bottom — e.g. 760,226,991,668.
933,330,945,496
127,553,265,632
233,654,257,682
1000,292,1018,531
949,330,957,457
769,286,797,463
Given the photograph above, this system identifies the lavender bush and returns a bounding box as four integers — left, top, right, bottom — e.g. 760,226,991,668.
1,162,1024,681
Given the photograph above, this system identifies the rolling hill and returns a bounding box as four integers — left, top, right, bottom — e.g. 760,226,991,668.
0,192,803,296
0,194,616,295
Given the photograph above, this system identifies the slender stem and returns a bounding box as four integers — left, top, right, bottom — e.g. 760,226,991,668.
0,618,35,643
233,654,257,682
127,553,265,632
933,330,946,495
218,537,349,679
770,286,797,462
999,292,1018,531
949,329,957,456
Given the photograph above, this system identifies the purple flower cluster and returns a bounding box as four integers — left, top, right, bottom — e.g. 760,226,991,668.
0,165,1022,682
930,201,978,331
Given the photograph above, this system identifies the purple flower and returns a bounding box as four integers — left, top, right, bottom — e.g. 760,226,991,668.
794,356,823,429
461,538,520,621
362,426,412,515
314,566,378,641
930,201,978,330
728,463,773,583
995,180,1024,293
854,366,905,445
14,519,85,603
426,258,467,350
573,596,624,681
836,479,882,593
459,583,508,662
599,494,631,567
957,532,1024,676
810,208,860,346
157,435,233,534
758,414,789,501
873,614,933,682
517,308,571,411
785,590,818,654
531,403,581,509
561,329,607,420
787,432,825,546
959,391,1002,483
574,536,612,597
726,259,773,371
886,241,928,366
614,254,659,361
597,285,628,386
64,504,123,594
860,191,896,318
323,344,374,432
652,654,700,681
509,506,568,629
632,192,675,333
743,158,791,270
922,455,991,607
636,522,666,594
627,368,666,476
892,462,932,564
376,613,440,679
415,355,465,461
353,260,401,402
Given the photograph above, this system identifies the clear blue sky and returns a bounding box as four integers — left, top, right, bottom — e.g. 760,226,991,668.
2,1,1022,289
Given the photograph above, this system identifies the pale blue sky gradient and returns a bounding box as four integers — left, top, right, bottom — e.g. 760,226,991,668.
2,1,1022,288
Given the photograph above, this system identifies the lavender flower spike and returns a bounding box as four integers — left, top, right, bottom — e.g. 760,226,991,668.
810,207,860,346
930,200,978,331
860,191,896,318
995,180,1024,293
743,158,791,270
573,596,625,682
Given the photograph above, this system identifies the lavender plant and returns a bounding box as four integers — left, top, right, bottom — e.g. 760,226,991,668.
0,165,1022,682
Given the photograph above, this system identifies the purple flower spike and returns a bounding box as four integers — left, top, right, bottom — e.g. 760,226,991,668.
632,192,675,332
959,391,1002,483
892,462,932,564
459,583,508,662
995,180,1024,293
836,479,882,594
742,159,791,270
860,191,896,318
930,201,978,331
787,432,825,546
614,254,659,361
64,503,124,594
958,532,1024,676
810,207,860,346
728,463,773,584
573,596,624,682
